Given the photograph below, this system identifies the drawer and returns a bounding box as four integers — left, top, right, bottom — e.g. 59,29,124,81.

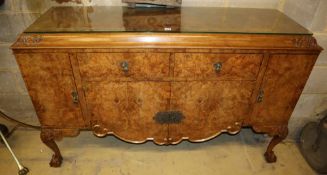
174,53,263,80
78,53,170,81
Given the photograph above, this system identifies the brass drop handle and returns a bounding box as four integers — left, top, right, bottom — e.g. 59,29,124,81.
257,89,264,102
71,91,79,104
213,62,222,72
120,61,129,73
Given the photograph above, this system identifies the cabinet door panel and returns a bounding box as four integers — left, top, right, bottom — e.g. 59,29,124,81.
251,54,317,125
169,81,255,143
15,53,84,128
85,82,170,144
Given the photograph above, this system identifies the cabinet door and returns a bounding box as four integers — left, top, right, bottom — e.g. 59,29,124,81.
15,53,84,128
251,54,318,125
84,82,170,144
169,81,255,143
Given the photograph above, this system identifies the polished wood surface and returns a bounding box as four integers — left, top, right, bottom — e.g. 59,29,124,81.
251,54,317,125
86,82,170,144
11,6,322,167
24,6,310,35
78,53,170,81
169,81,255,143
173,53,262,80
15,53,85,128
12,33,321,50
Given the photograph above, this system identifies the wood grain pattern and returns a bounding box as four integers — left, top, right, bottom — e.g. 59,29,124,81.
70,53,91,127
84,81,170,144
174,53,263,80
244,53,270,126
11,6,324,167
169,81,255,143
13,47,321,167
11,48,321,54
12,33,322,51
15,53,85,128
251,54,318,125
77,53,170,81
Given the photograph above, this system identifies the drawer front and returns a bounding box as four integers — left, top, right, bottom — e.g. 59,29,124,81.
174,53,263,80
78,53,170,81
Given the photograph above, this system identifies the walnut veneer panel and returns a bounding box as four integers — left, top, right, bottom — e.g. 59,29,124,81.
174,53,263,80
78,53,170,81
169,81,255,143
84,82,170,144
251,54,318,126
15,53,85,128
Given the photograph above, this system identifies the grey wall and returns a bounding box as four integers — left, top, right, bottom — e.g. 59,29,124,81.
0,0,326,139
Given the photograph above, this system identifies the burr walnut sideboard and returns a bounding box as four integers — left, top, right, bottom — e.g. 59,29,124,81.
11,6,322,167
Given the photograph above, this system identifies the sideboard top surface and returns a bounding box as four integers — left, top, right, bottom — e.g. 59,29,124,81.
24,6,311,35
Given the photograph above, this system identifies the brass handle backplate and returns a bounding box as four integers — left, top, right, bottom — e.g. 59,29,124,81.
213,62,223,72
154,111,184,124
120,61,129,73
71,91,79,104
257,89,264,103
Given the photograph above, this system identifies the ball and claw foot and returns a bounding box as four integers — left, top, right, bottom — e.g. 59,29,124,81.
264,127,288,163
264,151,277,163
18,167,29,175
49,154,63,167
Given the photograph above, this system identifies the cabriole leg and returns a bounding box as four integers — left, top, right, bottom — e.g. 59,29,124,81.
264,127,288,163
40,130,63,167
